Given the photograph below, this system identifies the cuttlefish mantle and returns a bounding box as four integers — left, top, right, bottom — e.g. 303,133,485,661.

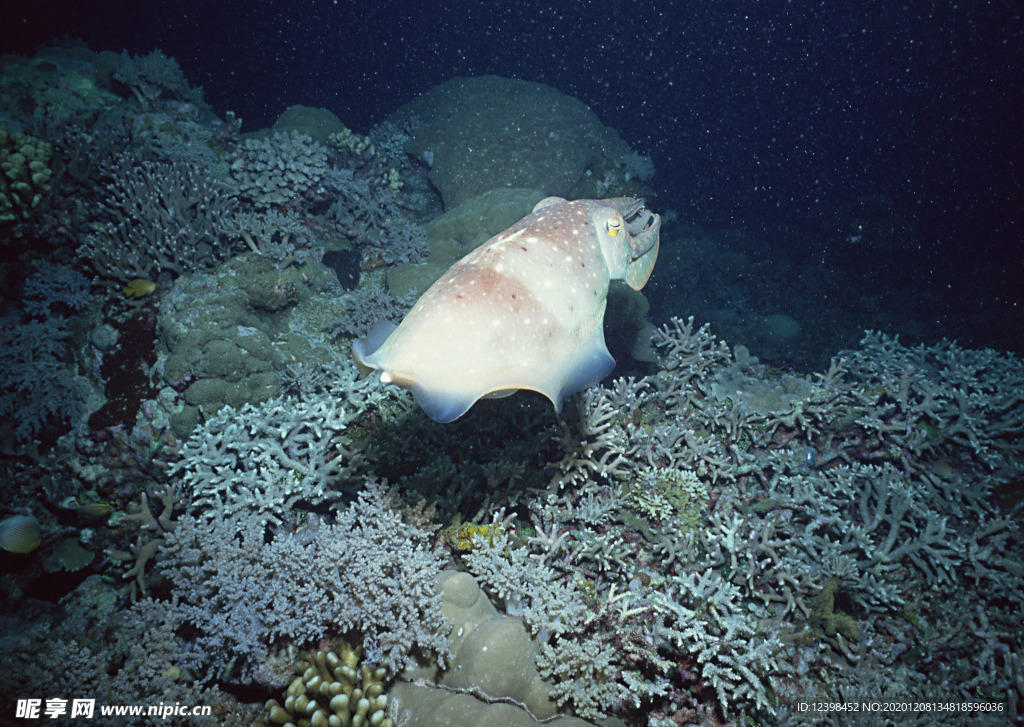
353,196,661,423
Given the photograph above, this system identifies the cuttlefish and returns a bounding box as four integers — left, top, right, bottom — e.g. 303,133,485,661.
353,196,661,422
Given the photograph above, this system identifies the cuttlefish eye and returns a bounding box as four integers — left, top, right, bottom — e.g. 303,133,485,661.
606,217,622,236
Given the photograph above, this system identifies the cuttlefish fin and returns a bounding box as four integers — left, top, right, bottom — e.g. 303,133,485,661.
352,320,397,375
550,320,616,410
411,385,481,424
411,318,613,423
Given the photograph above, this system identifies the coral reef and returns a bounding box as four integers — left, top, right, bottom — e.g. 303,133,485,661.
153,252,338,437
107,484,181,601
79,153,239,282
1,264,97,450
230,130,329,208
396,570,596,726
111,49,203,106
0,314,98,450
272,104,350,146
255,640,391,727
0,585,234,727
0,127,52,237
0,41,1021,727
220,208,306,261
169,394,357,529
464,528,779,720
157,482,452,683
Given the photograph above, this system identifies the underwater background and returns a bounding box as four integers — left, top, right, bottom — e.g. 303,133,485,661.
1,1,1022,725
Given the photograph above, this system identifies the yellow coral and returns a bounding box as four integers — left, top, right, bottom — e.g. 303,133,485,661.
328,125,375,157
0,128,53,232
441,520,503,552
255,640,392,727
385,168,403,193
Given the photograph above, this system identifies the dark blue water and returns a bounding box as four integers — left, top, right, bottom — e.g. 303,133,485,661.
7,0,1022,361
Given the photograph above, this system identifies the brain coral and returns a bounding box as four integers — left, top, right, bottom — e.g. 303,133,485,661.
390,75,647,209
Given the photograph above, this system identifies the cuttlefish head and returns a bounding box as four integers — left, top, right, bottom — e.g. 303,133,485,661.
594,197,662,290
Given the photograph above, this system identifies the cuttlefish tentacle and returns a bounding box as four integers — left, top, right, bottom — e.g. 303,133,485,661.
618,197,647,221
631,217,660,261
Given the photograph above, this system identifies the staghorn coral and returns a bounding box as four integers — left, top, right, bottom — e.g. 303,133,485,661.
651,316,733,390
840,330,1024,471
644,570,782,716
376,216,429,266
322,165,418,260
527,315,1023,720
0,315,97,450
0,589,228,727
535,636,624,719
80,153,239,283
550,387,632,489
463,520,784,721
220,208,306,261
168,394,358,530
107,484,181,601
462,530,646,720
464,529,588,645
324,278,417,340
158,481,451,684
21,262,92,317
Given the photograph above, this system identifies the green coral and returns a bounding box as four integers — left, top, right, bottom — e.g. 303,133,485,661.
440,519,504,552
255,639,391,727
622,466,708,527
810,577,860,642
0,128,52,235
329,125,375,157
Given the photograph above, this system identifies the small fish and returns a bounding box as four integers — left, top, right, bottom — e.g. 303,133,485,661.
123,278,156,298
354,197,660,422
61,496,114,518
0,515,42,554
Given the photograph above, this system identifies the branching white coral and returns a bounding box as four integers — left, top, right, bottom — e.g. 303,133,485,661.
169,394,354,529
